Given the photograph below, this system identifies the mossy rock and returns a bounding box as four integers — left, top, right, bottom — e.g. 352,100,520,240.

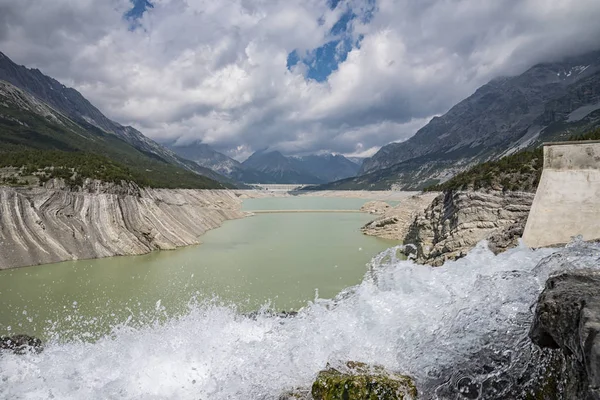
311,361,417,400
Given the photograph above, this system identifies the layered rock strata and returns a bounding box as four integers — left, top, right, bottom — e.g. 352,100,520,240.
403,191,534,266
0,183,246,269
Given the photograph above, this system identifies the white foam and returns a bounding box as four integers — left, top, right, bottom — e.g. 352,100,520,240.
2,240,599,399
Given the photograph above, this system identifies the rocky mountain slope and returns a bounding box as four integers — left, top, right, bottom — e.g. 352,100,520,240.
169,142,361,184
424,127,600,193
289,154,361,182
0,181,246,269
241,150,361,184
241,150,323,184
0,80,226,188
168,141,274,184
324,50,600,190
0,52,228,188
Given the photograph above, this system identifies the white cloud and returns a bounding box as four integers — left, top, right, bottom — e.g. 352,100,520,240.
1,0,600,157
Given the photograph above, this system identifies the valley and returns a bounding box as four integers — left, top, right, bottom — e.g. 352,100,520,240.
2,8,600,399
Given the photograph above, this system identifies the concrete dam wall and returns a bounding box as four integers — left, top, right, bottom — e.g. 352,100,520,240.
523,141,600,248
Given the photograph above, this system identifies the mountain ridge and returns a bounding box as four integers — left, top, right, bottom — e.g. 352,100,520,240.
241,150,324,184
330,49,600,190
0,52,228,189
169,141,361,184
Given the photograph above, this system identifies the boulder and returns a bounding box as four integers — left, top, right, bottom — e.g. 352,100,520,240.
530,269,600,400
311,361,417,400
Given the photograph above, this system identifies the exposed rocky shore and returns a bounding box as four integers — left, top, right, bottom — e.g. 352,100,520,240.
363,190,534,266
0,180,246,269
403,190,534,266
361,193,439,240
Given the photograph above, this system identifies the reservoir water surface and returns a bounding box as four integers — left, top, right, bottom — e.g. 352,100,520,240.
0,196,397,340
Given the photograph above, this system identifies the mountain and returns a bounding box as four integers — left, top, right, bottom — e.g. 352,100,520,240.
168,142,240,176
341,50,600,190
0,52,228,188
167,141,276,184
289,154,361,182
346,157,366,166
169,142,361,184
241,150,325,184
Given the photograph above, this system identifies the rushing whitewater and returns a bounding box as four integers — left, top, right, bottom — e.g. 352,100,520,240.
2,240,600,399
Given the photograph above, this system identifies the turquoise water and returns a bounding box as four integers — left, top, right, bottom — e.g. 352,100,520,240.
0,197,397,340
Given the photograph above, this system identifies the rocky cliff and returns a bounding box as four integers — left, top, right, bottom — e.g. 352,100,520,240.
0,183,246,269
403,191,534,266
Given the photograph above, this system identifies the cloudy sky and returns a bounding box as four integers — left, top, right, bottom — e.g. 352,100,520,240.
1,0,600,160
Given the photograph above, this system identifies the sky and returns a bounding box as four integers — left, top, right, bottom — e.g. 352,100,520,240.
1,0,600,160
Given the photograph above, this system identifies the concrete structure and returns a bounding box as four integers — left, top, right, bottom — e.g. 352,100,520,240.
247,184,316,192
523,141,600,248
251,209,362,214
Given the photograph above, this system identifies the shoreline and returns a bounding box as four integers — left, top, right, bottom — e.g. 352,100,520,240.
0,186,247,270
0,187,415,270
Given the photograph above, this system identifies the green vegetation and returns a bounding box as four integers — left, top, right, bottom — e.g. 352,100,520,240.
424,148,543,192
0,150,151,187
568,128,600,142
0,99,224,189
425,128,600,192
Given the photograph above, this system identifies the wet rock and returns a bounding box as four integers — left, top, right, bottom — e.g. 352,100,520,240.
530,269,600,400
0,334,43,354
487,218,527,255
432,345,567,400
311,361,417,400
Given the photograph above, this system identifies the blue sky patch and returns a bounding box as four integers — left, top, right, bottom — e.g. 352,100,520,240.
286,1,372,82
330,8,355,36
327,0,342,10
357,0,377,24
286,50,301,69
125,0,154,24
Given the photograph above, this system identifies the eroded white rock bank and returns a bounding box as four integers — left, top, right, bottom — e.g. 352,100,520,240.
0,183,246,269
403,191,534,266
363,190,535,266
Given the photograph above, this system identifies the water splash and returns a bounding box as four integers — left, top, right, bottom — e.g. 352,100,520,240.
1,241,599,399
